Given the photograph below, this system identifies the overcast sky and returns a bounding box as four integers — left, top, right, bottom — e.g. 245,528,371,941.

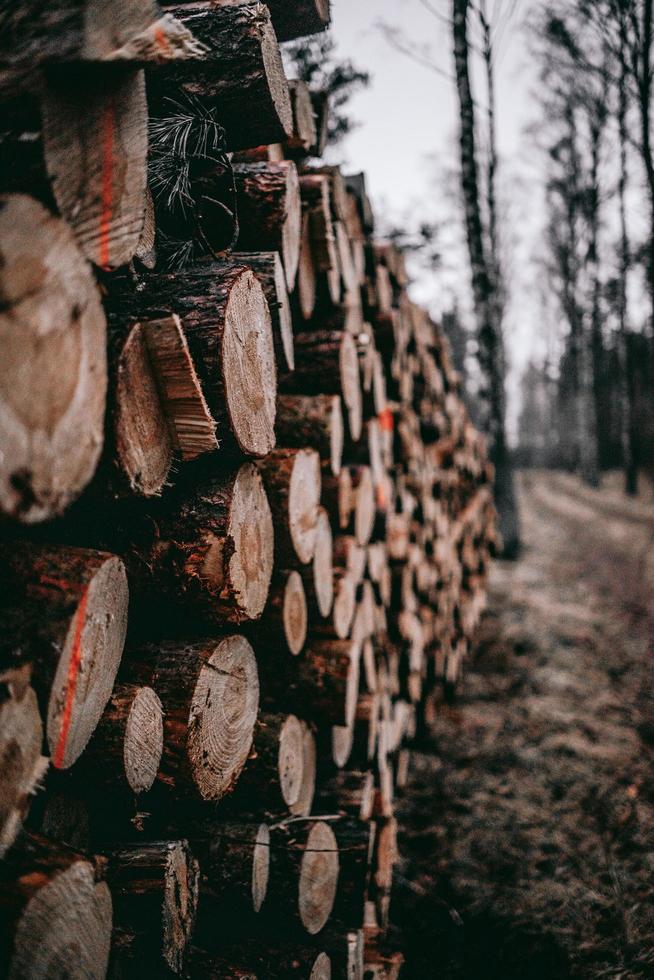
322,0,543,432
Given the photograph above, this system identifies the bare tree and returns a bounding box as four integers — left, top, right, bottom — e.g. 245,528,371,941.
452,0,520,555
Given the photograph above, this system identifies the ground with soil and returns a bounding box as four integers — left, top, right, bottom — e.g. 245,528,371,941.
393,471,654,979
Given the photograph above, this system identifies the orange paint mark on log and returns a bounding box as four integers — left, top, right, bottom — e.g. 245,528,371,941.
99,97,115,271
53,588,89,768
154,25,171,56
378,408,394,432
376,485,388,511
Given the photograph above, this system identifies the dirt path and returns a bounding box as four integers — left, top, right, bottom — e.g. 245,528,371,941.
393,471,654,979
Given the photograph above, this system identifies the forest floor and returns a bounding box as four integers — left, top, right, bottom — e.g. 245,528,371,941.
393,470,654,979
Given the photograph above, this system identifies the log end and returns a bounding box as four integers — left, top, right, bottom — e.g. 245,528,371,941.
253,822,271,913
299,822,339,934
187,635,259,801
283,571,308,656
227,463,275,621
48,555,129,769
123,687,164,794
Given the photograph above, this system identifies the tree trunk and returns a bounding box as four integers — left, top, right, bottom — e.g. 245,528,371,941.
0,195,107,523
0,544,128,769
106,263,277,458
451,0,520,555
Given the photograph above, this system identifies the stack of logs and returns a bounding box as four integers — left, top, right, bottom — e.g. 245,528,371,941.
0,1,496,977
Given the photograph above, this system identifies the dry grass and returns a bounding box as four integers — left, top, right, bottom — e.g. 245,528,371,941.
392,472,654,979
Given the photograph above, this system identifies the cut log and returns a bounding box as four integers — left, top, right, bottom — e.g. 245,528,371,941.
317,769,375,822
291,720,317,818
79,683,164,794
0,831,112,980
187,944,331,979
261,639,360,728
123,635,259,802
126,464,274,623
226,712,306,815
0,681,48,858
232,250,294,371
249,569,308,657
150,4,293,150
332,818,375,926
111,315,217,496
197,821,270,914
0,1,203,96
42,68,148,270
331,570,357,640
0,544,129,769
256,448,321,566
263,0,330,41
101,840,199,974
296,211,317,320
332,536,367,586
276,395,343,476
111,322,175,497
322,465,353,534
233,162,301,291
286,79,318,155
268,821,339,935
135,185,157,268
300,506,334,619
106,263,277,457
280,331,362,441
0,194,107,523
349,466,375,547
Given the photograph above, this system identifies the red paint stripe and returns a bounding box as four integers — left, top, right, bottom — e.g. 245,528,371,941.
154,25,171,56
99,97,115,271
378,407,394,433
53,589,89,768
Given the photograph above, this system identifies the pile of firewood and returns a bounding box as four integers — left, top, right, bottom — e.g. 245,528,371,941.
0,2,496,977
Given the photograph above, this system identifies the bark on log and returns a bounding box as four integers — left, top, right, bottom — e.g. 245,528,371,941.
0,831,112,980
317,770,374,822
232,251,294,371
0,544,129,769
122,635,259,802
125,464,274,623
233,162,301,291
261,640,360,728
263,0,330,41
42,67,148,270
198,821,270,914
101,840,199,975
0,682,48,858
291,720,317,818
249,569,308,657
0,195,107,523
187,944,331,979
79,683,164,795
268,821,339,935
225,712,306,816
332,537,367,586
106,263,277,457
0,1,203,96
276,395,343,477
331,819,375,927
150,4,293,151
256,449,321,566
280,331,362,442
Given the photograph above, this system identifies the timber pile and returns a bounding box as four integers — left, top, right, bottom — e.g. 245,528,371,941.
0,1,496,977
